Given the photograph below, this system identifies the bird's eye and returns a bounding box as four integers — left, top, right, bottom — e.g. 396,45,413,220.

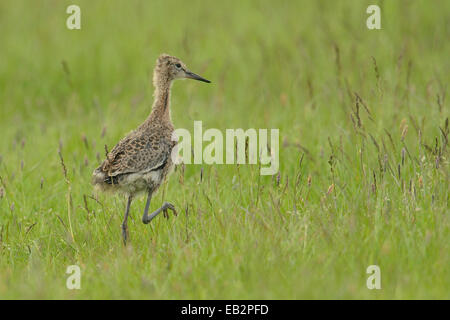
175,63,181,69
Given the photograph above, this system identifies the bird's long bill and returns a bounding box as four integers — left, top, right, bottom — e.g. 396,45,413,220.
185,70,211,83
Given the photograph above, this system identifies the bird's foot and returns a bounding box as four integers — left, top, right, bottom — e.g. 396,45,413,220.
121,223,128,245
162,202,177,219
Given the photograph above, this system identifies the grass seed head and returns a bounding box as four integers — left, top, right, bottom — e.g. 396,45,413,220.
401,125,408,141
327,184,334,195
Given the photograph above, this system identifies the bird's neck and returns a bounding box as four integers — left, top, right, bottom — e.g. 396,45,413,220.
148,80,172,123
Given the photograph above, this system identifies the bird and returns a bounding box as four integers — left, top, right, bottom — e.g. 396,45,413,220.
92,54,210,244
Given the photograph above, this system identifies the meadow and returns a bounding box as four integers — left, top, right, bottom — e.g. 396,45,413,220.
0,0,448,299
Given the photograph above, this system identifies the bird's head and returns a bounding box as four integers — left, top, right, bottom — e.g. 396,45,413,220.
153,54,210,87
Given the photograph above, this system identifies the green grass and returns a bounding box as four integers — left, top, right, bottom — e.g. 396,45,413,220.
0,0,448,299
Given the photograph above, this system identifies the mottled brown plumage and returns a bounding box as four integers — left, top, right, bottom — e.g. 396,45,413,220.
92,54,210,244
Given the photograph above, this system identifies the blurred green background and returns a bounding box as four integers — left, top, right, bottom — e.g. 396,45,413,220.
0,0,448,299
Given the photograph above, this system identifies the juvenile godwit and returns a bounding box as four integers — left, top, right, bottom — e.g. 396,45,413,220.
92,54,210,244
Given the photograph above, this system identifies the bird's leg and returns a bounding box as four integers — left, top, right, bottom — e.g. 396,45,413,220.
142,191,153,224
121,195,133,245
142,191,177,224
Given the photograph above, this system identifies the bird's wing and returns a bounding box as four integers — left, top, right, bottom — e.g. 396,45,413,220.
100,131,172,179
